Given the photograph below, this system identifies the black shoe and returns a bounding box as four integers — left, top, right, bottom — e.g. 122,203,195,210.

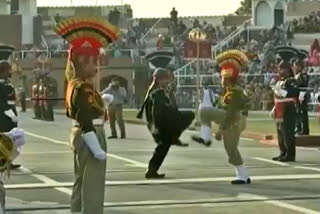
272,154,286,161
272,156,282,161
172,139,189,147
108,136,118,139
10,164,21,170
121,136,126,139
145,171,166,179
191,136,211,147
279,156,295,162
231,178,251,185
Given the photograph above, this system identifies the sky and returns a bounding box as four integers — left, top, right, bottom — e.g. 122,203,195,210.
37,0,242,18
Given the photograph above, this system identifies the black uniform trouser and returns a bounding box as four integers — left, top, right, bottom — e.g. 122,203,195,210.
20,98,26,112
276,104,296,159
148,134,172,172
33,102,41,119
40,103,46,120
172,111,195,140
45,101,54,121
296,103,309,135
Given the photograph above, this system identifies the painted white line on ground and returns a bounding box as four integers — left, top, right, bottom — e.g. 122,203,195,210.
19,167,72,196
242,193,319,214
24,131,68,146
108,154,147,168
5,174,320,189
253,157,289,166
25,131,148,168
22,151,71,155
254,157,320,172
294,166,320,172
5,194,320,211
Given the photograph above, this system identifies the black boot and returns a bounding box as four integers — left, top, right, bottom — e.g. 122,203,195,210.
191,136,211,147
172,139,189,147
145,170,166,179
10,164,21,170
279,156,295,162
231,178,251,185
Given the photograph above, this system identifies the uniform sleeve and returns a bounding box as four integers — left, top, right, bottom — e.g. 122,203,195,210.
2,84,17,115
219,91,241,130
285,79,300,98
152,90,177,130
74,84,100,133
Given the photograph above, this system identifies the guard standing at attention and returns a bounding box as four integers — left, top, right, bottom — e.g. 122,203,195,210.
55,16,120,214
271,46,300,162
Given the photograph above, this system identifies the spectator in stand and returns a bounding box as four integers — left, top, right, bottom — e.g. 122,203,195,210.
309,39,320,66
113,8,121,25
157,34,164,49
178,21,187,35
126,6,133,19
170,7,178,26
54,13,61,24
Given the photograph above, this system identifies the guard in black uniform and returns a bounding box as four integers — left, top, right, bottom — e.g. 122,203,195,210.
0,45,21,169
166,65,191,147
271,46,300,162
294,49,309,135
137,51,194,179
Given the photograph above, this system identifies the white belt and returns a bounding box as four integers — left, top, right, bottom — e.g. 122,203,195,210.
7,101,15,105
72,118,104,127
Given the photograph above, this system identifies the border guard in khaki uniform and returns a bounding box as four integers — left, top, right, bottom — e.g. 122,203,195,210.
192,50,251,185
55,17,120,214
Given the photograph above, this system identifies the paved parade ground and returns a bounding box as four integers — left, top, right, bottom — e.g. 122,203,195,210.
4,111,320,214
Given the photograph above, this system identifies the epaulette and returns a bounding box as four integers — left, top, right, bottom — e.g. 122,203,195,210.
151,88,164,96
65,79,85,108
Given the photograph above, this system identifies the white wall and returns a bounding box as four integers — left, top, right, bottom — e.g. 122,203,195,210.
256,1,273,27
0,0,10,15
19,0,37,45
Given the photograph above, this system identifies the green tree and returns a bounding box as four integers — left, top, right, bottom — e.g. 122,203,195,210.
235,0,252,15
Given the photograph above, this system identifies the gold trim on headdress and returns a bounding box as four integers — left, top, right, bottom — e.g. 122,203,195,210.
216,49,249,67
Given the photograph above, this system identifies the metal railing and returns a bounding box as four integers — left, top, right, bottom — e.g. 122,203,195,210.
12,48,140,60
139,18,163,43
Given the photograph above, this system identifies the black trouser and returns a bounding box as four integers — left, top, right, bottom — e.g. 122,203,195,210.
296,103,309,135
33,102,41,119
148,134,172,172
276,104,296,159
20,97,26,112
45,101,54,121
172,111,195,141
